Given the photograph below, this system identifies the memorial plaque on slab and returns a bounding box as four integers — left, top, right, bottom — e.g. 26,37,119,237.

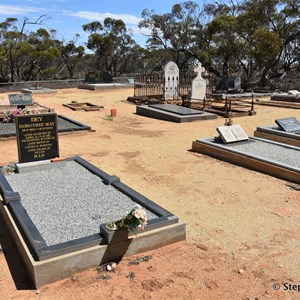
16,113,59,163
275,117,300,133
217,124,248,144
9,93,33,106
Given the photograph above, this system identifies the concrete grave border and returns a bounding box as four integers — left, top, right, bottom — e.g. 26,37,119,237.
192,137,300,183
136,105,218,123
0,156,185,288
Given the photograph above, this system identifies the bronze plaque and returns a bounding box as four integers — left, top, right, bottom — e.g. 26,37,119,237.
16,113,59,163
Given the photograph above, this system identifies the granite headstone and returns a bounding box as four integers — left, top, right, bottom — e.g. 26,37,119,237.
275,117,300,133
16,113,59,163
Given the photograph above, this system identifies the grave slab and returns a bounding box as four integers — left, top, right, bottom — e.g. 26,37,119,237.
137,104,218,123
254,125,300,147
192,137,300,183
0,114,91,139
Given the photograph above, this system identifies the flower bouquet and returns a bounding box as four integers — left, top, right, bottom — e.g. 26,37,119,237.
105,205,148,234
3,108,31,123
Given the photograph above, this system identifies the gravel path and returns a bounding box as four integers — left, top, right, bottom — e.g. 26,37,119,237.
5,161,158,246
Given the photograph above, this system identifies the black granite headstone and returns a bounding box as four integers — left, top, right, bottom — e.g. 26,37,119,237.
275,117,300,133
9,94,33,106
15,113,59,163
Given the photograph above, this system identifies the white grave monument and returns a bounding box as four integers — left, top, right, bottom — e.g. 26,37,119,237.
164,62,179,99
191,61,207,100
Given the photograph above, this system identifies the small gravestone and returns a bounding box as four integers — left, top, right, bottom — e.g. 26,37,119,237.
15,113,59,163
164,62,179,99
8,93,33,107
191,61,206,100
217,124,249,144
275,117,300,133
216,77,228,91
99,71,113,83
84,71,100,83
234,76,241,90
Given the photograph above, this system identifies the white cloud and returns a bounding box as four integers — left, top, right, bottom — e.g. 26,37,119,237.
0,5,42,15
64,10,141,25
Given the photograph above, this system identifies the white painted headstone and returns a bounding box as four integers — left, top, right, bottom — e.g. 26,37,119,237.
217,124,249,144
164,62,179,99
191,61,206,100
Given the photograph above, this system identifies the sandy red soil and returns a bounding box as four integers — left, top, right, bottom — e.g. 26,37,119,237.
0,88,299,299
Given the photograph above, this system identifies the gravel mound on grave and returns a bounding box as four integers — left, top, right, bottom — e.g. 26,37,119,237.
5,161,158,246
226,140,300,168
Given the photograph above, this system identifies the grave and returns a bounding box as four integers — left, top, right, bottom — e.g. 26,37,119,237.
21,87,57,94
192,125,300,183
0,94,53,119
0,114,185,287
0,114,91,139
63,102,104,111
136,103,218,123
254,117,300,147
271,91,300,102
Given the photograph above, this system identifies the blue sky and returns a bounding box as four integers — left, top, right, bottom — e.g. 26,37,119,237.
0,0,196,47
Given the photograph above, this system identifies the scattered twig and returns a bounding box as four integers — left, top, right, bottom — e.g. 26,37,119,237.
128,255,152,265
126,272,136,280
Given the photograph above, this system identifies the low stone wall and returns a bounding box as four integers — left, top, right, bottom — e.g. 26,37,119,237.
0,79,83,92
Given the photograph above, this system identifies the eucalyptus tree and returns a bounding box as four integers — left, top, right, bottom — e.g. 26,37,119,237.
60,35,85,78
83,18,137,76
0,16,50,81
139,1,204,70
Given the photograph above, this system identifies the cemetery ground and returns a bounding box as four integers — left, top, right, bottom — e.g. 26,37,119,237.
0,88,300,300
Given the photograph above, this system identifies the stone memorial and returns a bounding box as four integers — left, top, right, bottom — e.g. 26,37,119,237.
191,61,206,100
275,117,300,133
16,113,59,163
164,61,179,99
217,124,249,144
8,93,33,107
234,76,241,91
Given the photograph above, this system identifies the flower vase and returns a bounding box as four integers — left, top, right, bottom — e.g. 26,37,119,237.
100,222,129,244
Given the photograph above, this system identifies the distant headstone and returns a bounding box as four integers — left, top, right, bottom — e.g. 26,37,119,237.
84,71,100,83
99,71,113,83
164,62,179,99
15,113,59,163
275,117,300,133
216,77,228,91
8,94,33,106
234,76,241,90
84,71,112,83
191,61,206,100
217,124,249,144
